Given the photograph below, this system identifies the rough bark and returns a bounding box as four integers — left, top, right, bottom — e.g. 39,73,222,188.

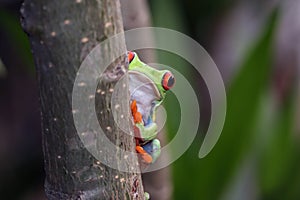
20,0,144,199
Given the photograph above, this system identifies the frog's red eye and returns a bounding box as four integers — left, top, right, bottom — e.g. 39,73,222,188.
162,72,175,90
127,51,135,63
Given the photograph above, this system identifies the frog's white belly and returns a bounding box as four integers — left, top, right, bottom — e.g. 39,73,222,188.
129,72,160,124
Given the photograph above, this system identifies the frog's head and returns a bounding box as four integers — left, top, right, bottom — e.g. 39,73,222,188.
127,51,175,102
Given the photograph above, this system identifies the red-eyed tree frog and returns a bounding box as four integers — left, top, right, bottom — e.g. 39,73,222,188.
127,51,175,164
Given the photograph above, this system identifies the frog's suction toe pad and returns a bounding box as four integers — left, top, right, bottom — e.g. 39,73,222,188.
127,51,135,63
162,71,175,90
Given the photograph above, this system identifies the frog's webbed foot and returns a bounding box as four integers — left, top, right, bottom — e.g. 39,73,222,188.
131,100,143,124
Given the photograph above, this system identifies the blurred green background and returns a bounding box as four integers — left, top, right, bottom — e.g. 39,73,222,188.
0,0,300,199
149,0,300,200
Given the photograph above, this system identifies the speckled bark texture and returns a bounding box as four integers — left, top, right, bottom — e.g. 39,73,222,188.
20,0,144,199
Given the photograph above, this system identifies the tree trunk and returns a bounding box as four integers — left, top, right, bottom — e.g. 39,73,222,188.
20,0,144,199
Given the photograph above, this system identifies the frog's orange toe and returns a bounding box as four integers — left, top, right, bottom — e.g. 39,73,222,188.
142,154,152,164
133,112,143,124
131,100,137,114
131,100,143,123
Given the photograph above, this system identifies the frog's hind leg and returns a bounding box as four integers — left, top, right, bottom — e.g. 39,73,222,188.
142,139,161,163
136,139,161,164
136,145,153,164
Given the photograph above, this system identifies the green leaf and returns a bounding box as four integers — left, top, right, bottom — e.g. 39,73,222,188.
259,91,300,200
171,9,279,200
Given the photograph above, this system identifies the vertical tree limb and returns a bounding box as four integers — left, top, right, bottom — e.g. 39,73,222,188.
21,0,144,199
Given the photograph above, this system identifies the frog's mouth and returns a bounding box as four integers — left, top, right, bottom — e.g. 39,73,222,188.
129,71,161,125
